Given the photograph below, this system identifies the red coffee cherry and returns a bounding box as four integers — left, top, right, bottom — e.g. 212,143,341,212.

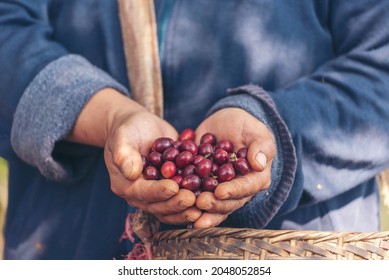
182,175,201,192
213,148,229,165
179,128,196,141
160,161,177,179
200,132,217,145
234,158,251,175
175,151,193,168
216,163,236,182
143,166,159,180
142,130,253,195
180,139,198,155
152,137,174,153
201,176,219,192
162,147,180,162
195,159,213,178
216,139,234,153
148,151,163,167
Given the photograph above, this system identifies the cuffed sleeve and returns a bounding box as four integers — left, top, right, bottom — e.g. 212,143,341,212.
11,54,129,182
206,85,298,228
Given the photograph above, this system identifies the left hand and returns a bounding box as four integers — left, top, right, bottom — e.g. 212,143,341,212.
194,108,276,228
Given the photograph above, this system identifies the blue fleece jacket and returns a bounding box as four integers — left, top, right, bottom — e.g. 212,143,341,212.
1,0,389,259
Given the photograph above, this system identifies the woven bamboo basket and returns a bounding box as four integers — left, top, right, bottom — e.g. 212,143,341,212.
153,227,389,260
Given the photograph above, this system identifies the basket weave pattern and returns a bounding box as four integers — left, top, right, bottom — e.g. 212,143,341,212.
153,228,389,260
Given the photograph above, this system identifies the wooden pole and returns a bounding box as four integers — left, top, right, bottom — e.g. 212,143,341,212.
118,0,163,117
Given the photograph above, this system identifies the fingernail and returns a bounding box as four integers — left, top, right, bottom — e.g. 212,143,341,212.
162,187,176,196
179,201,188,208
255,152,267,169
218,193,230,200
185,216,195,222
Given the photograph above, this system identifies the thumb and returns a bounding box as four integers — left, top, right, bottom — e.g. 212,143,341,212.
108,143,144,181
246,137,275,172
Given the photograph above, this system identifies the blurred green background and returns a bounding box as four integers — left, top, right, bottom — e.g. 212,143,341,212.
0,157,8,260
0,157,388,260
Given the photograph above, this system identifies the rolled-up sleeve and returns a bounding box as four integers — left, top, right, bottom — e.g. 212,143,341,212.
11,55,128,182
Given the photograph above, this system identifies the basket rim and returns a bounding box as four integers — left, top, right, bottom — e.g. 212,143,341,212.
153,227,389,260
153,227,389,243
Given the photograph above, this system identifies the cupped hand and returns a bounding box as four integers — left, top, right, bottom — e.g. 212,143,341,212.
193,108,276,228
104,104,201,225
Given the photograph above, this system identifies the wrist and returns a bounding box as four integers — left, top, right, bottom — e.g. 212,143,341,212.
66,88,145,147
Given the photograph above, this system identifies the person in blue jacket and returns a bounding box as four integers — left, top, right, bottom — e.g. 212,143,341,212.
1,0,389,259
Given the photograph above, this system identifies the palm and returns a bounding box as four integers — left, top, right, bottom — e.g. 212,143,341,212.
111,110,179,156
133,114,178,155
196,108,267,150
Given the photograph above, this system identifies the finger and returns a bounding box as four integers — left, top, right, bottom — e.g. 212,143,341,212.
196,191,252,214
106,140,143,181
126,178,179,203
213,169,271,200
106,156,179,202
246,137,276,172
145,189,197,215
156,207,202,225
193,212,228,228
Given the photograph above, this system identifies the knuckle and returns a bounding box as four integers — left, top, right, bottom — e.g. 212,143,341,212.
159,186,176,199
178,198,193,209
182,210,195,222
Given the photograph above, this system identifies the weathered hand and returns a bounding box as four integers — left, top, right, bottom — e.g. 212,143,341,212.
104,107,202,225
67,88,201,225
193,108,276,228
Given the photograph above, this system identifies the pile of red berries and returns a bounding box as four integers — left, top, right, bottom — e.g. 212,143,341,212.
142,128,252,194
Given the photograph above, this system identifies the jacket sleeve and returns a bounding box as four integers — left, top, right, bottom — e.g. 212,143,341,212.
0,0,129,182
208,0,389,228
